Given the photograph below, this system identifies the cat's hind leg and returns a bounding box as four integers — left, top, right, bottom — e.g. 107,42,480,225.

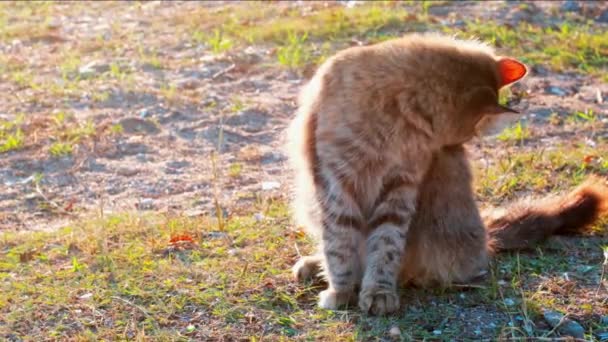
292,254,324,282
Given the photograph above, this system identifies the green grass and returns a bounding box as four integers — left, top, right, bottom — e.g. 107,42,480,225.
474,142,607,203
1,2,607,340
446,20,608,76
2,196,606,340
497,121,531,145
276,32,311,69
0,115,25,153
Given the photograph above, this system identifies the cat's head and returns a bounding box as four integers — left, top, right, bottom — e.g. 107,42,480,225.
439,55,527,145
472,58,528,138
408,35,528,145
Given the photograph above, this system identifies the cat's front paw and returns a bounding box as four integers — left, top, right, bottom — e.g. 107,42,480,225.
358,287,400,315
318,289,355,309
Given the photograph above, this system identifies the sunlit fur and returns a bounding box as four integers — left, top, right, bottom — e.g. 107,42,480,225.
286,33,608,315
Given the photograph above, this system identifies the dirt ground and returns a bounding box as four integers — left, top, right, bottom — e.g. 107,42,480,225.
0,1,607,340
1,1,607,233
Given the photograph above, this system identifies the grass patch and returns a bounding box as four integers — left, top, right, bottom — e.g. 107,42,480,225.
2,200,605,340
447,20,608,75
0,115,25,153
475,141,608,204
497,121,531,145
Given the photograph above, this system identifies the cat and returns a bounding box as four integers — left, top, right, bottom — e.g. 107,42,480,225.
294,144,608,295
286,33,608,315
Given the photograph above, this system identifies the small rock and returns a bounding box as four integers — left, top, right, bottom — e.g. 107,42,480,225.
166,160,190,169
79,293,93,300
138,198,154,210
546,86,567,96
139,108,151,118
205,231,229,239
543,309,585,339
185,209,204,217
561,0,581,12
78,61,110,78
388,326,401,340
262,181,280,191
119,117,161,135
253,213,265,222
432,330,442,336
173,77,200,90
503,298,515,306
116,167,139,177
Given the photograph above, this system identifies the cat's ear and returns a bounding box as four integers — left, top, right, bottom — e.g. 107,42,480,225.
497,57,527,87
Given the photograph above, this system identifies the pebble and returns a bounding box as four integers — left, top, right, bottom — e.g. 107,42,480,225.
205,231,229,239
503,298,515,306
166,160,190,169
138,198,154,210
173,77,201,90
262,181,280,191
119,117,161,135
388,326,401,340
543,309,585,339
79,293,93,300
78,61,110,78
546,86,567,96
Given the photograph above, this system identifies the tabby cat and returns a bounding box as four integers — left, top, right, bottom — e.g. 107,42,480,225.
287,33,608,315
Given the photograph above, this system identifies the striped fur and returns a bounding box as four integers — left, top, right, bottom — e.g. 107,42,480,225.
287,34,518,315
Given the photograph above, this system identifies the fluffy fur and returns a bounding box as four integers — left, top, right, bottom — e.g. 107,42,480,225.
287,33,607,315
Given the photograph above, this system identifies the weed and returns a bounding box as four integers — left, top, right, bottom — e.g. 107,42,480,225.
572,109,597,123
228,163,243,178
159,84,178,104
0,128,24,153
49,141,73,157
138,46,163,69
109,62,128,81
195,28,233,54
92,91,110,103
230,97,245,113
276,32,311,69
0,116,25,153
109,123,124,135
497,121,530,145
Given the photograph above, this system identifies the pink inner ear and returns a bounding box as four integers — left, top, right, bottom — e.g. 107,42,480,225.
498,58,527,87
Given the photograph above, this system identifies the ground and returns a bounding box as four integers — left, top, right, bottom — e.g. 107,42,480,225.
0,1,607,341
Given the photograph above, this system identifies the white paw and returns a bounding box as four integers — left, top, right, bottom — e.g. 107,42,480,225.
318,289,354,309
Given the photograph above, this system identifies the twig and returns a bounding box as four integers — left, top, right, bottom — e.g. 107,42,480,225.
596,263,606,295
294,242,302,258
111,296,151,318
451,283,487,289
211,63,235,79
34,182,76,217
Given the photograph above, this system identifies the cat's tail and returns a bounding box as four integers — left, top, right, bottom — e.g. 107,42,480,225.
485,175,608,254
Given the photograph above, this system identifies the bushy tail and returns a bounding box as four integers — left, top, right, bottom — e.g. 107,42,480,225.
485,176,608,254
